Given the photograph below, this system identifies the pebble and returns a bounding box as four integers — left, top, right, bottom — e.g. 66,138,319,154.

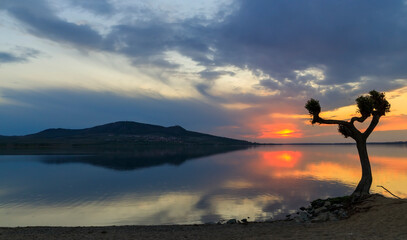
285,197,350,223
226,219,238,224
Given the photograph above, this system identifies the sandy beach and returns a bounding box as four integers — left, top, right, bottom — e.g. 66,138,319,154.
1,194,406,240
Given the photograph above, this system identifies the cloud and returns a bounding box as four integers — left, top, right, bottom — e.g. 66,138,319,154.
0,88,237,136
0,52,22,64
4,0,407,93
69,0,114,15
2,0,103,49
1,0,407,141
1,0,215,68
205,0,407,104
0,47,40,65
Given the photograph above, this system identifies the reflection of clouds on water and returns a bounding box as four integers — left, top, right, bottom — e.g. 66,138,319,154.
0,145,406,226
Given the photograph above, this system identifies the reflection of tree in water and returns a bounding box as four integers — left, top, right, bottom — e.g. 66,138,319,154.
41,145,251,171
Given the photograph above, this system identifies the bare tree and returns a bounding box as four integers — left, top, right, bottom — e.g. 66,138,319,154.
305,90,390,199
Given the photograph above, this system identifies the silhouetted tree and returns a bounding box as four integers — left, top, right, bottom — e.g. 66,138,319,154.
305,90,390,199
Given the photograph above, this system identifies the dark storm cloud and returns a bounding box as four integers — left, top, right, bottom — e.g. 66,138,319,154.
208,0,407,107
215,0,407,84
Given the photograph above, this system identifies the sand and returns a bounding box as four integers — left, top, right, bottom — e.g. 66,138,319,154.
1,194,406,240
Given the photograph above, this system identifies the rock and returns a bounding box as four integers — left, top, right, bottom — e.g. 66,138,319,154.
299,211,311,222
314,206,327,215
323,201,331,207
204,221,217,225
240,219,248,224
300,206,306,211
264,218,274,223
311,199,325,208
333,203,344,208
312,212,330,222
226,219,238,224
338,209,348,219
307,208,315,215
293,216,302,223
328,213,339,221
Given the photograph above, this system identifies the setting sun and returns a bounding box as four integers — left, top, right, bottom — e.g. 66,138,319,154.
257,124,302,139
275,129,295,137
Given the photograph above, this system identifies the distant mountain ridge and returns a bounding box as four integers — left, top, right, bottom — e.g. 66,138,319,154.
0,121,253,152
28,121,190,138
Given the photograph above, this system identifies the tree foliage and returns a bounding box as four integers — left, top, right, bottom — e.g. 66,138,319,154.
356,90,390,118
338,124,352,138
305,98,321,124
369,90,390,115
356,95,373,118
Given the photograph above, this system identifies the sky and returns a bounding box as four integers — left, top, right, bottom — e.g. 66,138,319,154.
1,0,407,143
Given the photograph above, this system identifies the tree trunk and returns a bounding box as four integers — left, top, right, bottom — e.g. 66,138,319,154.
352,139,372,198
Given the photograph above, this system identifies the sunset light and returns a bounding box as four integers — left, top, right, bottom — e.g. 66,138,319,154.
1,0,407,144
1,1,407,236
275,129,295,137
257,125,302,139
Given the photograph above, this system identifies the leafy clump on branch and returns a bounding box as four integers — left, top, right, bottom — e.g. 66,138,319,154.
305,90,390,199
305,98,321,116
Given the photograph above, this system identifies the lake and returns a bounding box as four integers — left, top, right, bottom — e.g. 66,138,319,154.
1,144,406,227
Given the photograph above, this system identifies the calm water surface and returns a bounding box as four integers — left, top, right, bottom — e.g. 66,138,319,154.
1,145,406,226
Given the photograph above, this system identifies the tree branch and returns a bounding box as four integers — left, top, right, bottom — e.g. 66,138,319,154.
377,185,401,199
312,115,350,125
313,115,362,139
363,113,381,139
351,116,368,124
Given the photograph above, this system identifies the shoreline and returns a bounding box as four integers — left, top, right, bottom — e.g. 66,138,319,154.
1,194,406,240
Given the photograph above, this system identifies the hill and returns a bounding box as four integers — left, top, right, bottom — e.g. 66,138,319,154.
0,121,254,152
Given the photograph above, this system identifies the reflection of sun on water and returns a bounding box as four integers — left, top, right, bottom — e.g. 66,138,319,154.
260,151,302,168
259,149,407,198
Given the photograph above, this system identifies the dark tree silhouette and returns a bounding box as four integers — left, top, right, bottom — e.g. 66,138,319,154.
305,90,390,199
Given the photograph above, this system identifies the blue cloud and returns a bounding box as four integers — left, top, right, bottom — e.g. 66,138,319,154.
2,0,103,48
0,89,237,136
0,48,40,65
69,0,114,15
0,52,22,64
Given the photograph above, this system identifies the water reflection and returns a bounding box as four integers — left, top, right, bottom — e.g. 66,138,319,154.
258,151,302,168
40,145,251,170
0,144,406,226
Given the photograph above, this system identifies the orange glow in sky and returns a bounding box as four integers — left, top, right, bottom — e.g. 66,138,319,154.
275,129,295,137
314,86,407,134
257,124,302,139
